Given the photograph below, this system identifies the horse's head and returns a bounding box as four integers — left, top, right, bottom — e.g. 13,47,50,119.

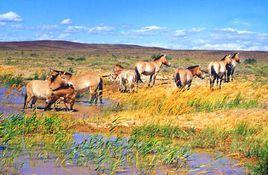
232,53,240,63
159,54,171,67
221,54,232,64
112,64,124,80
48,72,70,90
188,65,205,79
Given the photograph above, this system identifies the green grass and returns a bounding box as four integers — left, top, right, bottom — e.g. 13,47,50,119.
0,74,24,87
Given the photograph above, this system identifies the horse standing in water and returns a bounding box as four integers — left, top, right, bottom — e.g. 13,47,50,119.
135,54,171,87
113,64,137,93
226,53,240,82
53,70,103,104
208,54,232,89
174,65,205,90
24,74,69,109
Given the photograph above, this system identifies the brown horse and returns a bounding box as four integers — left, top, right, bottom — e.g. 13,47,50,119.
174,65,205,90
113,64,137,93
135,54,171,87
23,74,68,109
45,85,76,111
56,71,103,104
208,54,232,89
226,53,240,82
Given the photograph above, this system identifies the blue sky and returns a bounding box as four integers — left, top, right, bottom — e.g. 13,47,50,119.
0,0,268,50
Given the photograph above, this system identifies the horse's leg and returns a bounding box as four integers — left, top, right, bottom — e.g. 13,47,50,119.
31,97,37,108
151,74,157,87
210,75,215,89
187,82,192,90
148,75,153,87
24,95,33,109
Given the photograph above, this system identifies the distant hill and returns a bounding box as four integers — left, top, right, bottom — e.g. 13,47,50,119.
0,40,267,61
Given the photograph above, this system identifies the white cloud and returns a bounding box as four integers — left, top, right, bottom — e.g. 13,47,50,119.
88,25,113,33
61,18,72,25
37,33,55,40
0,11,22,22
65,25,87,33
174,27,205,37
136,25,163,33
174,29,187,37
58,33,70,39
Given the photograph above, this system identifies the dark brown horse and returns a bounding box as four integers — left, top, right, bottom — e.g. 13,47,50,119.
135,54,171,87
174,65,205,90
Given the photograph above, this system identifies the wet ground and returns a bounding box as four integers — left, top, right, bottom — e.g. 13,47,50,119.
0,86,114,118
0,132,248,175
0,86,249,174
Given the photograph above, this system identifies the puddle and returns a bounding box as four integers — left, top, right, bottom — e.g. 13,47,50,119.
0,132,248,174
0,86,115,118
0,86,24,116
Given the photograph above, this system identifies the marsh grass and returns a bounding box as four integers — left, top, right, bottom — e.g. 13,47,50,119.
0,114,190,174
0,74,24,87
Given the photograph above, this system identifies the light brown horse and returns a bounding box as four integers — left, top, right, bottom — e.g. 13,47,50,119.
174,65,205,90
208,54,232,89
55,71,103,104
23,74,68,109
113,64,137,93
135,54,171,87
226,53,240,82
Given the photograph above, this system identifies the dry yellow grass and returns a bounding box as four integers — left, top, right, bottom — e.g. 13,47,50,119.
97,80,268,132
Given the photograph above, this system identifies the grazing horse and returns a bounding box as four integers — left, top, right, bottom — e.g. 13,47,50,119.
208,54,232,89
135,54,171,87
23,74,68,109
226,53,240,82
174,65,205,90
55,71,103,104
113,64,137,93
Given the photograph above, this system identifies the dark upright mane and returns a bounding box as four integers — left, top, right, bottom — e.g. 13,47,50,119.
232,53,239,58
187,65,199,70
115,64,124,69
221,54,230,61
153,54,165,61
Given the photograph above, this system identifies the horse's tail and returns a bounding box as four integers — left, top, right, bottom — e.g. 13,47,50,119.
174,73,182,88
97,77,103,104
135,66,143,83
210,65,220,79
23,92,27,109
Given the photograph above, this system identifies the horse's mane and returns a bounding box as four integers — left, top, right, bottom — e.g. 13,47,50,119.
187,65,200,70
153,54,165,61
115,64,124,69
221,54,230,61
232,53,239,58
63,71,72,76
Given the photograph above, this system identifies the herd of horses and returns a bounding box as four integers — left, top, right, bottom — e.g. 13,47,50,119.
23,53,240,111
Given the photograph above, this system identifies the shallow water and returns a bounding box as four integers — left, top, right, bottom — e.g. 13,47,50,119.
0,87,249,174
0,132,248,175
0,86,114,118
